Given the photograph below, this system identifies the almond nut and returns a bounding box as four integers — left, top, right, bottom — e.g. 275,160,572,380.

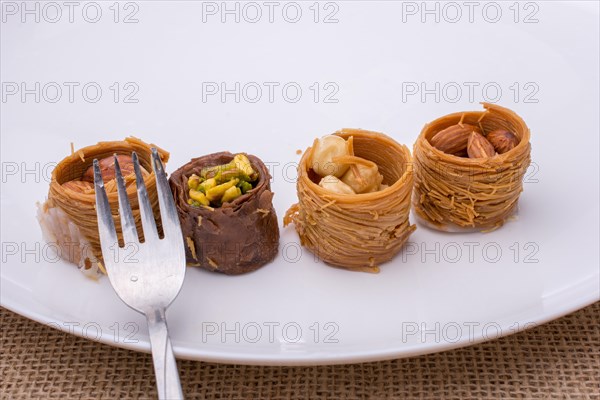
467,131,496,159
487,129,519,154
81,154,144,183
430,124,480,155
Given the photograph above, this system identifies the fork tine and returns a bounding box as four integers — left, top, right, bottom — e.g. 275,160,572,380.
114,154,139,244
93,159,119,258
151,148,182,239
132,152,159,242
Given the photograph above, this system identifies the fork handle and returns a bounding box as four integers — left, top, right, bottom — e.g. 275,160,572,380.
146,308,184,400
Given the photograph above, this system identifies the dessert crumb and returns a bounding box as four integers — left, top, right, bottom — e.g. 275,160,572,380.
296,149,302,155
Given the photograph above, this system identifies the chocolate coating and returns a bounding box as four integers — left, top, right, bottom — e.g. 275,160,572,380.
169,152,279,275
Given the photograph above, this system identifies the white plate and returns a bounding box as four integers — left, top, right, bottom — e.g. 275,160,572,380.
1,1,599,365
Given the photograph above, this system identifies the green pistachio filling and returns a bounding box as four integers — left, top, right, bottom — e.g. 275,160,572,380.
187,154,259,208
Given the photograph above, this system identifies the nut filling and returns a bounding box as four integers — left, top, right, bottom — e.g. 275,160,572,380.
429,121,521,159
186,154,259,208
309,135,386,195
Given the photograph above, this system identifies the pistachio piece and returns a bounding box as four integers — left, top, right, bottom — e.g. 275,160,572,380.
201,164,233,181
198,178,217,193
238,180,253,194
319,175,356,195
189,189,210,206
202,154,258,183
188,174,201,190
311,135,351,178
221,186,242,203
206,178,240,202
215,168,256,184
231,154,258,181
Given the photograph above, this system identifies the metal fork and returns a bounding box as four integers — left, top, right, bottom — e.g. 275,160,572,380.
94,149,186,400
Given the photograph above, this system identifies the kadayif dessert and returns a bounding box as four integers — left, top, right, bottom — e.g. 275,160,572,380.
284,129,416,273
412,103,531,231
37,137,169,277
169,152,279,275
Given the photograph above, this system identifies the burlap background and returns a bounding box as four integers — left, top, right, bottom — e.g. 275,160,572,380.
1,303,598,399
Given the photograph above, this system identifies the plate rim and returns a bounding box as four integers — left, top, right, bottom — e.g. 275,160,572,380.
2,275,598,366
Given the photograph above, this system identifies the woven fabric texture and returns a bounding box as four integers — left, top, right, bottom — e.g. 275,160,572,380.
1,303,599,400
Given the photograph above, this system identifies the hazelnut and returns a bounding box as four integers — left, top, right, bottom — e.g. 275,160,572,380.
318,175,356,195
340,163,383,194
310,135,351,178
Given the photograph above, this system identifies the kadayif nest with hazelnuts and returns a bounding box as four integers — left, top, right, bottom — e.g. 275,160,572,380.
284,129,416,273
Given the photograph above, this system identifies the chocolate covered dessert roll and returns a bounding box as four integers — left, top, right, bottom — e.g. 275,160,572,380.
169,152,279,275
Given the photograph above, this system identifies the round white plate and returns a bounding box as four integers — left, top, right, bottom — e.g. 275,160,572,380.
1,1,598,365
